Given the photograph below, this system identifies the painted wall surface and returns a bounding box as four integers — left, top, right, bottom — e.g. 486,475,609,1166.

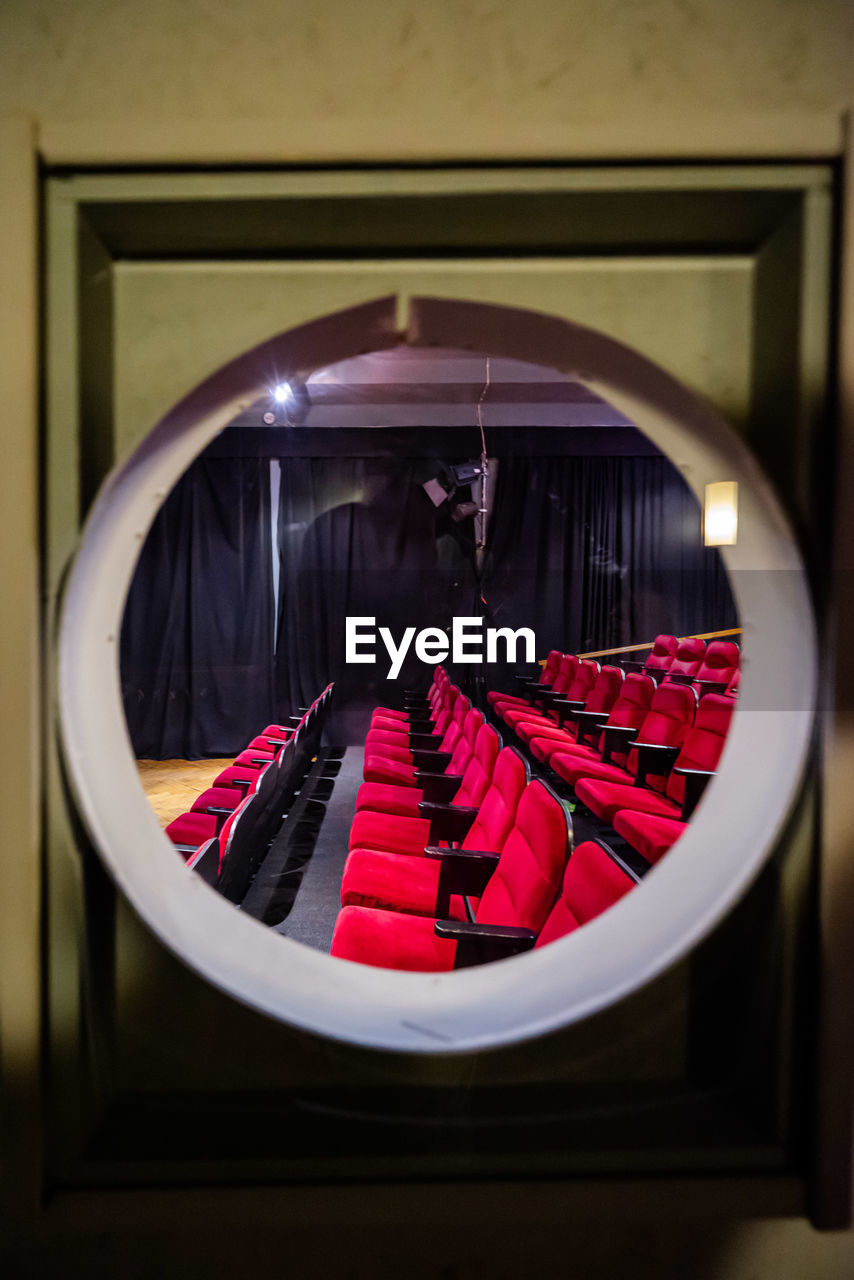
0,1,853,1277
0,0,852,159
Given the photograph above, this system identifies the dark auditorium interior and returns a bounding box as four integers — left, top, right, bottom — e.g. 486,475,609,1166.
3,3,854,1278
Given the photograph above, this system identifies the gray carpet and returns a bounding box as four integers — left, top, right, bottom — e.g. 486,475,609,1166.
273,745,364,952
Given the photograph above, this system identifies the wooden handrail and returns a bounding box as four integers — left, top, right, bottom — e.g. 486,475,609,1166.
538,627,742,664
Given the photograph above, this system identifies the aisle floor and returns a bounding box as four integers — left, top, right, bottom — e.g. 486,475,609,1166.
274,745,364,953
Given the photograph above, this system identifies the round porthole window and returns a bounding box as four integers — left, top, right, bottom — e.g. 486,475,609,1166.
58,297,817,1053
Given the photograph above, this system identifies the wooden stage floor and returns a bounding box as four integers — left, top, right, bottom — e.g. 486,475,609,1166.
137,758,233,829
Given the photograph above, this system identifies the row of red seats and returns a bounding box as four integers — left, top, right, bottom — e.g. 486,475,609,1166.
329,670,640,970
488,635,739,743
489,653,735,868
164,685,333,899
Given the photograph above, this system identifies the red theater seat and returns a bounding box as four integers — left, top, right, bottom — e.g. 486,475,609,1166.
363,704,481,787
691,639,740,697
330,778,570,971
535,840,640,947
576,693,733,824
365,690,466,763
612,810,688,866
355,721,499,818
550,681,696,793
663,636,706,685
345,745,529,876
516,663,622,746
497,653,580,728
528,671,654,768
512,659,602,742
620,633,678,680
487,649,562,710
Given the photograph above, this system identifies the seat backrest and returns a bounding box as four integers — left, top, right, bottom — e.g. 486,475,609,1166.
475,780,570,930
594,673,655,764
536,841,638,946
433,685,460,736
440,694,470,753
539,650,562,685
644,634,679,672
457,723,501,808
585,664,623,715
448,706,484,774
562,658,600,705
551,653,579,695
664,693,734,805
694,639,740,685
625,682,697,788
462,747,530,851
666,636,706,679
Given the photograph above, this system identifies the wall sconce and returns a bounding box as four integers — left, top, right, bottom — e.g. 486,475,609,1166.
704,481,738,546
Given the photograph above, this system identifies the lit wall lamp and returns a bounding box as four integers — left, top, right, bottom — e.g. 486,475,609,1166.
704,481,739,546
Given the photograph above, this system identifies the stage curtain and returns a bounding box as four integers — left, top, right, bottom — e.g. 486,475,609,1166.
480,455,736,661
120,457,276,758
275,457,476,743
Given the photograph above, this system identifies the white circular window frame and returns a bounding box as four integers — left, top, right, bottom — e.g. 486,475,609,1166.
59,296,818,1054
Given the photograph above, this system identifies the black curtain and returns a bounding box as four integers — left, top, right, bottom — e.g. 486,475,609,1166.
121,457,276,758
481,455,736,661
275,457,477,742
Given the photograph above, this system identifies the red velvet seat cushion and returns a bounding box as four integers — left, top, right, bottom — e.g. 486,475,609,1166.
363,742,415,766
246,733,289,751
259,723,292,737
575,778,680,824
165,811,217,845
340,848,468,918
331,906,458,971
214,764,261,788
550,753,633,790
355,780,424,817
371,707,411,723
528,735,601,766
348,810,430,856
233,747,276,768
190,784,245,813
612,810,686,865
363,754,417,786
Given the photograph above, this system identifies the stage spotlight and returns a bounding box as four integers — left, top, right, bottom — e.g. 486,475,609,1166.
451,462,484,486
272,382,292,404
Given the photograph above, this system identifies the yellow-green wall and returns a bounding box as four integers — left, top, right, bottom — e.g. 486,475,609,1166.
1,2,853,1276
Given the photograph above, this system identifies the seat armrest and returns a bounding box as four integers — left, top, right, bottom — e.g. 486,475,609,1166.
204,805,234,832
407,718,434,735
423,848,500,917
673,766,716,820
410,749,452,772
434,918,537,967
173,843,201,857
573,709,609,744
550,697,586,727
230,777,252,795
417,802,479,845
666,671,696,686
633,742,682,787
620,659,648,673
264,736,288,748
695,678,729,697
414,771,463,802
250,756,272,766
409,731,443,750
514,671,540,684
601,724,639,763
